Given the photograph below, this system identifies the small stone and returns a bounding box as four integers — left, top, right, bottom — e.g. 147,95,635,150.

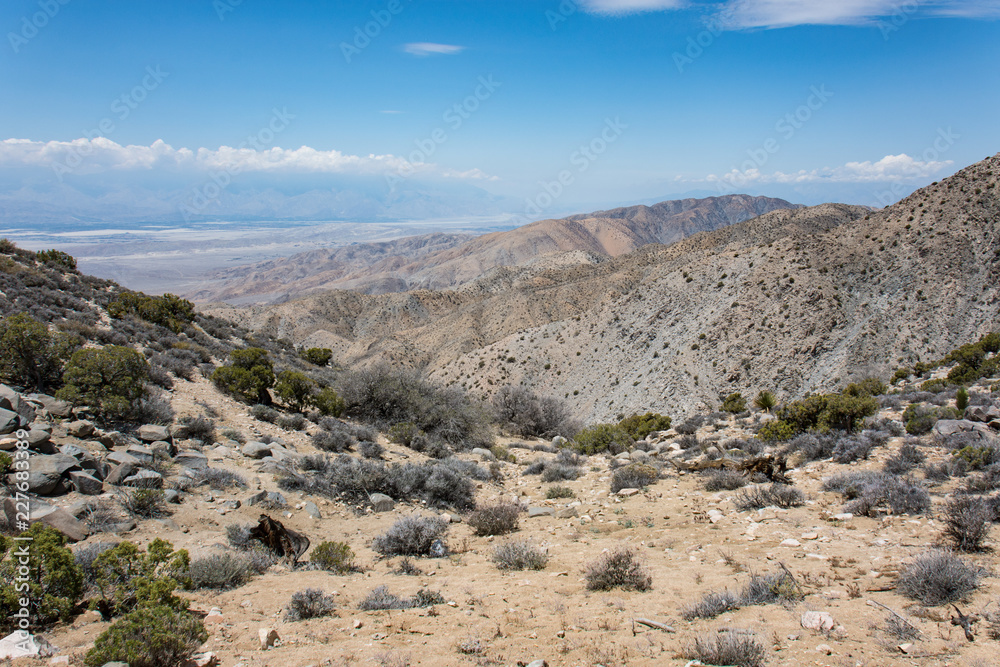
369,493,395,512
801,532,819,540
125,444,154,464
137,424,170,442
554,507,578,519
258,627,279,650
815,643,833,655
68,470,103,495
579,515,592,524
526,660,548,667
242,442,272,459
164,489,182,504
303,502,321,518
221,500,241,510
66,419,95,438
897,642,914,654
780,539,801,547
183,652,219,667
833,513,853,521
527,506,553,517
556,630,566,638
353,619,363,629
122,470,163,489
617,488,640,497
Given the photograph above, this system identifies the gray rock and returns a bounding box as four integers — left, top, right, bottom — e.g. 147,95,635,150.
0,407,26,435
525,661,549,667
554,507,579,519
801,610,836,632
934,419,991,439
369,492,395,512
59,444,88,459
242,441,272,459
137,424,171,442
106,451,141,467
125,444,154,464
220,499,241,510
630,449,650,462
66,420,96,438
122,470,163,489
98,431,129,449
169,422,192,440
303,501,321,518
966,405,1000,423
471,447,494,460
3,497,89,542
104,462,136,486
0,384,36,422
149,440,174,458
246,490,286,507
68,470,103,495
527,506,554,517
173,450,209,470
429,539,448,558
164,489,182,504
552,436,568,448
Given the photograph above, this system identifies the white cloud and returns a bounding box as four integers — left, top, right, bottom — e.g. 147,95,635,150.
705,154,953,186
402,42,465,56
0,137,492,181
717,0,1000,29
578,0,685,14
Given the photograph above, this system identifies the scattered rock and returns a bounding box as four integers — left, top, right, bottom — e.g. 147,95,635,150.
125,444,154,464
68,470,103,495
122,470,163,489
617,488,640,497
0,407,27,435
246,491,286,507
369,493,394,512
801,611,836,632
0,631,57,659
164,489,182,504
965,405,1000,423
106,451,141,467
555,507,578,519
471,447,494,459
780,539,801,547
183,652,219,667
242,442,272,459
897,642,914,654
137,424,171,442
66,420,95,438
934,419,991,439
528,507,554,517
303,501,321,518
174,450,209,470
104,462,137,486
258,627,279,650
815,644,833,655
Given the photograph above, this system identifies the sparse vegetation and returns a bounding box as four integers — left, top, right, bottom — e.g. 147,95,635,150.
896,550,984,606
682,629,768,667
492,384,579,438
491,538,549,571
822,471,931,516
300,347,333,366
733,484,804,511
610,463,660,492
310,540,357,573
682,569,801,620
358,585,445,611
722,392,747,413
286,588,337,621
943,496,992,551
467,500,521,536
583,545,652,591
546,484,576,499
117,488,168,519
188,552,254,590
372,515,449,557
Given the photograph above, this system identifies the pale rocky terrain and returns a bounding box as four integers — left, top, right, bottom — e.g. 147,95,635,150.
6,361,1000,667
190,195,794,303
208,155,1000,423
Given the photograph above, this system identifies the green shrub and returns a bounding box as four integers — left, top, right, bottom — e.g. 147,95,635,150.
721,393,747,413
211,348,274,405
843,377,887,397
84,604,207,667
36,248,77,270
118,488,168,519
903,404,942,435
756,420,795,441
921,378,950,393
0,312,79,391
56,345,150,421
310,541,357,573
274,370,316,412
753,390,777,412
775,392,877,434
311,386,345,417
617,412,672,440
572,423,634,454
388,421,422,446
956,386,970,412
545,485,575,499
0,451,11,475
91,539,190,618
0,523,83,632
300,347,333,366
107,291,195,334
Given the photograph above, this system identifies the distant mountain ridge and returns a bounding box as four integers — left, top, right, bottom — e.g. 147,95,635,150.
189,194,797,303
206,153,1000,422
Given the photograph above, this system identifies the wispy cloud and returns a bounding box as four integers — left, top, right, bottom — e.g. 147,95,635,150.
402,42,465,57
0,137,493,181
578,0,685,14
703,153,953,185
717,0,1000,29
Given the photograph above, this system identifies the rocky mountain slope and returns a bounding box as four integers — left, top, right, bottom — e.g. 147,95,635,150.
190,194,795,303
208,155,1000,422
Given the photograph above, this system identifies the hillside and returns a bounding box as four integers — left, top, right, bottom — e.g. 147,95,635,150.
189,194,795,304
208,155,1000,422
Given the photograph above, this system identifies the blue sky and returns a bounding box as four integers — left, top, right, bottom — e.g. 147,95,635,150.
1,0,999,221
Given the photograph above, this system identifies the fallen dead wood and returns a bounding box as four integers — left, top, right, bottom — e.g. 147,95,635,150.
866,599,924,637
631,618,675,634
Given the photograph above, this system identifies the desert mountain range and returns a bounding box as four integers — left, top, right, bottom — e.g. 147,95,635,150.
205,155,1000,422
189,194,795,303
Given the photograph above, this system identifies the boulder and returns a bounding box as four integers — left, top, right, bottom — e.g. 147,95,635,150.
25,393,73,418
0,407,26,435
137,424,170,442
243,442,272,459
122,470,163,489
258,627,279,650
98,431,130,449
2,497,89,542
149,440,175,458
801,611,836,632
106,451,141,467
303,501,321,518
68,470,103,495
369,493,395,512
26,426,53,451
104,462,137,486
164,489,182,504
12,453,81,495
966,405,1000,423
66,420,96,438
528,506,553,517
174,450,209,471
471,447,494,459
0,384,36,423
125,444,154,464
934,419,992,439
